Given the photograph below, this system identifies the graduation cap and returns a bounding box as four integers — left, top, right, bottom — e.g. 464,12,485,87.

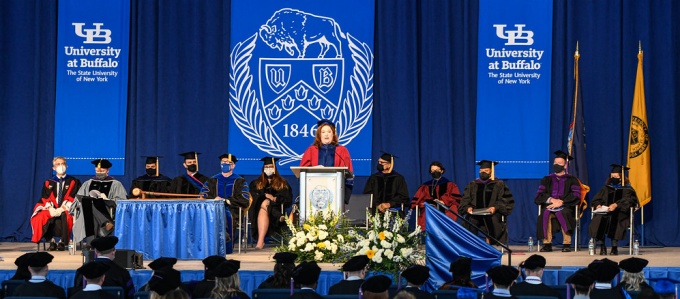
649,277,680,295
90,236,119,252
449,256,472,277
91,159,113,169
317,119,335,128
202,255,227,279
587,258,620,282
261,157,281,172
148,257,178,271
273,252,297,264
477,160,499,180
554,150,573,161
610,164,630,174
520,254,547,270
486,265,519,286
149,269,182,296
143,156,162,176
27,252,54,268
379,151,397,173
78,261,110,279
293,261,321,285
218,154,238,163
15,253,34,268
214,260,241,278
342,255,370,272
179,152,200,171
401,265,430,285
361,275,392,293
619,257,648,273
566,268,596,286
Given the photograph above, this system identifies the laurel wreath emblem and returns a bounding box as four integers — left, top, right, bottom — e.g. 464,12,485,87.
229,33,373,164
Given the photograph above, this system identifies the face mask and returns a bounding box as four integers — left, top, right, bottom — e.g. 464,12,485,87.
187,164,198,173
95,172,107,179
264,169,275,177
56,165,66,175
479,172,491,180
431,171,442,179
221,164,232,173
610,178,621,185
377,164,385,172
553,164,565,173
146,168,156,176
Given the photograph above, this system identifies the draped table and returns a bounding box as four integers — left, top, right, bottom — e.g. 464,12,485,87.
114,199,227,260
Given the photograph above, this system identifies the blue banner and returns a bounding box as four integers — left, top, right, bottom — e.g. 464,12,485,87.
54,0,130,175
476,0,552,178
228,1,374,176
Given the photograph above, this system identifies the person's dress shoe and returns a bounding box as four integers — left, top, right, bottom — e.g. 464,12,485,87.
47,241,57,251
600,245,607,255
610,246,618,255
562,245,572,252
57,242,66,251
539,243,552,252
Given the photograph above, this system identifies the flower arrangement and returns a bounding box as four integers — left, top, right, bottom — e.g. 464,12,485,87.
349,210,424,274
277,209,354,263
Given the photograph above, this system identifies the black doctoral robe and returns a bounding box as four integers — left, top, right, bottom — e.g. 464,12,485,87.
589,287,626,299
510,281,562,298
169,172,210,195
328,279,364,295
13,279,66,299
70,289,119,299
129,174,171,198
363,171,410,213
588,184,638,241
72,258,135,299
458,178,515,244
248,179,293,240
192,280,216,298
288,289,324,299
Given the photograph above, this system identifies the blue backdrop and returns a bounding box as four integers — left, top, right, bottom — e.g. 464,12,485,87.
1,0,679,248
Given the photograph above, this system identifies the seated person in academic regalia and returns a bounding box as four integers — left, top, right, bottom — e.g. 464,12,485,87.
363,152,410,215
210,260,251,299
361,275,392,299
72,236,135,299
129,156,171,198
12,252,66,299
484,265,520,299
328,255,369,295
139,257,189,293
70,261,118,299
617,257,656,295
399,265,434,299
149,268,191,299
9,252,33,281
411,161,462,231
249,157,294,249
31,156,81,250
566,268,596,299
288,261,323,299
192,255,227,298
169,152,210,195
258,252,298,289
510,254,561,298
587,258,626,299
440,256,477,290
72,159,127,244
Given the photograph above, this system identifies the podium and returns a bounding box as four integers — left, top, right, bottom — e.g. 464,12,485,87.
291,166,353,221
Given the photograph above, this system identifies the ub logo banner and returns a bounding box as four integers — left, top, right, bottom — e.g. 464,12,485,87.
476,0,552,178
54,0,130,175
229,1,374,176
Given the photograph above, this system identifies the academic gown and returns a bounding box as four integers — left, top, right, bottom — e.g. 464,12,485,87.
72,176,127,243
31,175,81,243
70,289,119,299
411,177,462,230
534,174,581,240
510,280,562,298
400,286,435,299
192,280,216,299
72,257,135,299
327,279,364,295
588,184,638,241
288,289,324,299
169,172,210,195
589,287,626,299
363,171,410,213
458,178,515,244
129,174,171,198
300,144,354,204
13,278,66,299
248,179,293,241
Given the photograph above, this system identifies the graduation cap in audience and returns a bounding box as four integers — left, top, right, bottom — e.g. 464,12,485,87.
342,255,370,272
148,257,178,271
520,254,547,271
554,150,573,161
587,258,620,282
649,277,680,295
273,252,297,264
566,268,595,286
90,236,119,252
449,256,472,277
317,119,335,128
379,151,397,173
91,159,113,169
293,261,321,285
27,252,53,268
214,260,241,278
78,261,110,279
218,153,238,163
401,265,430,285
619,257,648,273
15,253,34,268
361,275,392,293
202,255,227,279
143,156,162,176
486,265,519,286
149,268,182,296
477,160,499,180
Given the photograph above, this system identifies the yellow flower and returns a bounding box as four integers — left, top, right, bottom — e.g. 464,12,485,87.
303,224,311,230
366,249,375,259
379,231,386,241
317,242,326,249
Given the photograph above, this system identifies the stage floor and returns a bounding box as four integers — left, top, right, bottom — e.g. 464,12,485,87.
2,242,680,270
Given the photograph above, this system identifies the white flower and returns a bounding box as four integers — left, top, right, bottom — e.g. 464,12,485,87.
373,255,383,263
288,244,296,250
318,230,329,241
289,237,297,245
296,231,306,238
400,248,413,257
318,224,328,230
380,240,392,249
296,237,307,247
368,231,376,241
306,232,317,242
331,243,338,254
384,249,394,259
337,235,344,243
392,255,403,263
304,243,315,252
396,235,406,243
358,247,369,255
314,250,324,261
384,231,393,239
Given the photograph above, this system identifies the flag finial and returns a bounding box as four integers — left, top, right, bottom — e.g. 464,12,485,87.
638,40,642,54
575,41,580,56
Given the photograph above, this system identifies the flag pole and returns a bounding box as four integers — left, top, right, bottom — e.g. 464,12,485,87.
570,41,580,251
638,41,645,247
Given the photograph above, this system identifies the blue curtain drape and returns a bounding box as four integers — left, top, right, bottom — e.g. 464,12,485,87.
2,0,679,246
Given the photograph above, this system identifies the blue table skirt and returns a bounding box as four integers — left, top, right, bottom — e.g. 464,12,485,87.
114,200,228,260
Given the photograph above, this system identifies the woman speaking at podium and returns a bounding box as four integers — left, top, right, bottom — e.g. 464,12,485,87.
300,119,354,204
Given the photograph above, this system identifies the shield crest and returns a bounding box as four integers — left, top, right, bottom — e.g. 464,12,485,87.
264,64,291,94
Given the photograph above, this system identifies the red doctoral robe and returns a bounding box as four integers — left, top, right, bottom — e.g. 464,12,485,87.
411,177,461,231
31,175,81,242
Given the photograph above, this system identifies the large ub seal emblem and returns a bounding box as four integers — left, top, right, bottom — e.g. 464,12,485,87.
229,8,373,164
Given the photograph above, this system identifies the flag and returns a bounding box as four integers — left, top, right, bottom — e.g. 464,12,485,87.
627,49,651,207
567,46,590,215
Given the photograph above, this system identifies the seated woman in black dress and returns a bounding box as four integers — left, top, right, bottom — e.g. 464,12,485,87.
249,157,293,249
